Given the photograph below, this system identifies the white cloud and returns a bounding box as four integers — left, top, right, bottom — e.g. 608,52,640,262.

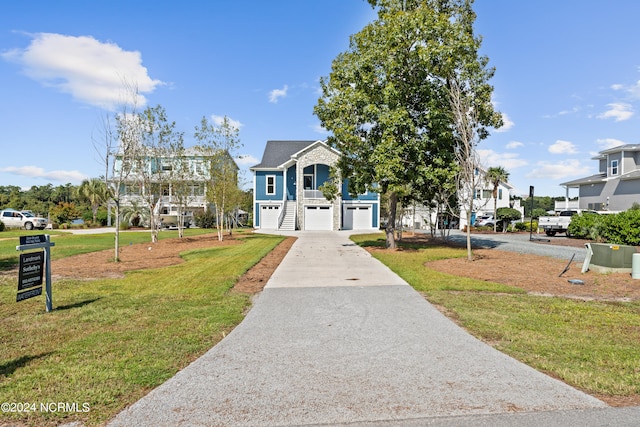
311,122,329,134
548,140,578,154
234,154,259,166
506,141,524,149
1,32,163,110
596,138,625,150
477,149,528,170
597,102,634,121
0,165,88,183
494,112,514,133
623,80,640,98
525,159,591,180
211,114,243,130
268,85,288,103
557,106,580,116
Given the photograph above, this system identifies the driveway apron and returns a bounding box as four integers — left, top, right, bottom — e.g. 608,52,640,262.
108,231,606,427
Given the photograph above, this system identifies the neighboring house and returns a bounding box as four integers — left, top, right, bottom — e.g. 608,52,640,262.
250,140,380,231
457,168,516,230
560,144,640,212
109,147,238,227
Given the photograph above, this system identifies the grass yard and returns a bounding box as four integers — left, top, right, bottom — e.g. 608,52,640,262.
0,231,284,426
351,233,640,402
0,228,214,269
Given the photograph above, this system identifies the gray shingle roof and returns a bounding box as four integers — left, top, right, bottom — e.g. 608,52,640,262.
559,173,606,187
250,140,318,169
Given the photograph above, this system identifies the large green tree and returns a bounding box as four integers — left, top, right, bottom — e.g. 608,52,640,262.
315,0,500,248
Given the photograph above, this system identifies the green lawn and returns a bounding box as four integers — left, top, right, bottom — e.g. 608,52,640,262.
0,228,214,269
351,233,640,400
0,230,284,427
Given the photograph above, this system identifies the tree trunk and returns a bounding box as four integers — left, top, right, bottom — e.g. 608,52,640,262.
493,191,498,233
114,202,121,262
466,198,473,261
385,191,398,249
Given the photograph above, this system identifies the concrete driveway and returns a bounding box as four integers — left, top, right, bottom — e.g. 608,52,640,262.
107,231,639,427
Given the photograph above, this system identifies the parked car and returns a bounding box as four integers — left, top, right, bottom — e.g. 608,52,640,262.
538,209,599,237
0,209,48,230
474,215,494,227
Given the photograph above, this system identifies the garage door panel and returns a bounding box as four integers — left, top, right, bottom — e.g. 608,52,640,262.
344,205,371,230
305,206,332,230
260,205,280,229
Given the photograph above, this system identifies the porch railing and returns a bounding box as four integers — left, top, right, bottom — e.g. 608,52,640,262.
303,190,326,199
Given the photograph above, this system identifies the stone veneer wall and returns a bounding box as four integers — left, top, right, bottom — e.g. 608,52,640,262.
295,145,341,230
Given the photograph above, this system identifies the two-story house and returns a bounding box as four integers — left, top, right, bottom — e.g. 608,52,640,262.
250,140,380,231
109,147,237,227
560,144,640,212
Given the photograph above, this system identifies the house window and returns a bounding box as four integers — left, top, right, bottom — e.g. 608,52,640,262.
303,165,315,190
304,175,314,190
193,161,204,175
474,189,481,199
482,190,492,199
266,175,276,195
611,160,618,175
498,189,503,200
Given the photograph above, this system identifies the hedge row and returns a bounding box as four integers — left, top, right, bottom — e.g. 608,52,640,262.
567,208,640,246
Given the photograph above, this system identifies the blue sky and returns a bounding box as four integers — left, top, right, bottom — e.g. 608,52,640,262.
1,1,639,198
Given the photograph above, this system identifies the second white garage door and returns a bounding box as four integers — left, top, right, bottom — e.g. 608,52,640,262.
304,205,333,230
343,205,371,230
260,205,280,229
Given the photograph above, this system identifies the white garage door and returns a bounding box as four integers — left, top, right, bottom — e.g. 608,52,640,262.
344,205,371,230
260,205,280,229
304,206,332,230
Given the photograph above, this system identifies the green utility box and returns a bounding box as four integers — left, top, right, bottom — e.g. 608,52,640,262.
588,243,638,273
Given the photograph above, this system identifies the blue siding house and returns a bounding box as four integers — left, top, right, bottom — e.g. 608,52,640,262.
251,140,380,231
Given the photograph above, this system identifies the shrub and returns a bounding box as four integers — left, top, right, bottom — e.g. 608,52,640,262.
600,209,640,246
514,221,528,232
50,202,82,225
0,220,4,232
567,209,640,245
567,212,601,240
119,220,130,231
497,207,522,231
194,211,217,229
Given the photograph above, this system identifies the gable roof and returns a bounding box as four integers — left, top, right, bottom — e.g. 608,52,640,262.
250,140,319,169
592,143,640,159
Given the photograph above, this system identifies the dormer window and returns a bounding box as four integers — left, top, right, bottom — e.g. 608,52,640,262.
611,159,618,176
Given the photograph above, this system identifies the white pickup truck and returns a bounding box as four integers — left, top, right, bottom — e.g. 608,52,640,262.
538,210,597,237
0,209,48,230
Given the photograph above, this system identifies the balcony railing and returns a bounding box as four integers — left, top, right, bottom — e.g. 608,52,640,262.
303,190,326,199
554,200,579,211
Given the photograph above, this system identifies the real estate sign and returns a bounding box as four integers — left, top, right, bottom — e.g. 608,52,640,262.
16,234,55,311
18,251,44,292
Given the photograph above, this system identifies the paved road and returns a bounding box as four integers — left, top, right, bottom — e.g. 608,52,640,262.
105,231,640,427
440,229,589,262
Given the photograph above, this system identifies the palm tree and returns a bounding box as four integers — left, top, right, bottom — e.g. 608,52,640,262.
485,166,510,232
78,178,108,225
121,200,149,228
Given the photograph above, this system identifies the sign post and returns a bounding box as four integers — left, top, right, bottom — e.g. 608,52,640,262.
16,234,55,312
